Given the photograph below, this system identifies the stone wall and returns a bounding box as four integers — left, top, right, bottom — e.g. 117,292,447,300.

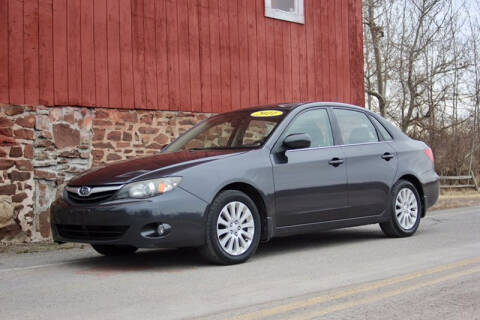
0,104,209,243
90,109,209,166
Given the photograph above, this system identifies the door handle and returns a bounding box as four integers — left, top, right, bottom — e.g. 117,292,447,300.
381,152,394,161
328,158,344,167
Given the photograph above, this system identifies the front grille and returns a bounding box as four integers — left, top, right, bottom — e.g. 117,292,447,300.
65,185,122,204
56,224,129,241
67,190,117,203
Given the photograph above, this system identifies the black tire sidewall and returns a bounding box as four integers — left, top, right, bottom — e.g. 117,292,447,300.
206,190,261,264
391,181,422,235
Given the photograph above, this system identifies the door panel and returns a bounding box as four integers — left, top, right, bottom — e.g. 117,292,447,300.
272,108,348,227
273,147,348,226
332,108,398,217
341,143,397,216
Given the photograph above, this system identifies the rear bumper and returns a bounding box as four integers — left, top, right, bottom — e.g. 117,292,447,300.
50,187,208,248
422,175,440,212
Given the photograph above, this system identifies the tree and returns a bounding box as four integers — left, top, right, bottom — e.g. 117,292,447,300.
363,0,480,176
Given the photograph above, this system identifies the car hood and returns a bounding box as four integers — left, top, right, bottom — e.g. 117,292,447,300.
68,150,245,186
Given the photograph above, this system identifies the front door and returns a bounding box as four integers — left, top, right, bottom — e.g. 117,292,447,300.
272,108,349,227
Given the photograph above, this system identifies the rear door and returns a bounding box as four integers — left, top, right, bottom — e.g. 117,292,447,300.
332,108,398,218
272,108,349,227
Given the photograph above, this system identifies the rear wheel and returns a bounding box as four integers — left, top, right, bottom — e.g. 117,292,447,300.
380,180,422,237
91,244,138,256
200,190,261,265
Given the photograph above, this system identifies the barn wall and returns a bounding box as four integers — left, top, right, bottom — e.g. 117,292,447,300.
0,0,365,112
0,0,365,243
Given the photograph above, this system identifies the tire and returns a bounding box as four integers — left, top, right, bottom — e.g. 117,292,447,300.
380,179,422,237
199,190,261,265
91,244,138,256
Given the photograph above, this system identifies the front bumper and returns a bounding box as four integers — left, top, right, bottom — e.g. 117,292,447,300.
50,187,208,248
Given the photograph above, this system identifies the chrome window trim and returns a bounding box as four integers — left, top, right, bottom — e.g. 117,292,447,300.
65,185,123,195
286,141,389,154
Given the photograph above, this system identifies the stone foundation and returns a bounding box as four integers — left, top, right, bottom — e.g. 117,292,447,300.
0,104,210,243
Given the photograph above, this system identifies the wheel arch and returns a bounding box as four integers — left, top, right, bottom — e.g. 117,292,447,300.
217,182,270,241
398,174,426,217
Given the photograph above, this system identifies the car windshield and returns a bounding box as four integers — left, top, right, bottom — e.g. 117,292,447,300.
165,109,288,152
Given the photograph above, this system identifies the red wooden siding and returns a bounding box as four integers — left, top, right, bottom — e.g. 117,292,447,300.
0,0,365,112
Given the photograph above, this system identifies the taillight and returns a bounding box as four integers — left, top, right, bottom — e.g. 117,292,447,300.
424,147,434,162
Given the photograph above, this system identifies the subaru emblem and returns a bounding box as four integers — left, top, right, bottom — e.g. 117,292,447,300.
78,186,92,197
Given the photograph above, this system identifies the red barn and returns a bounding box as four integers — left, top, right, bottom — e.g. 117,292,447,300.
0,0,364,242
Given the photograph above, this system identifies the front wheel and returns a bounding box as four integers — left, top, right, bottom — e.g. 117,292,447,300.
380,180,422,237
199,190,261,265
91,244,138,256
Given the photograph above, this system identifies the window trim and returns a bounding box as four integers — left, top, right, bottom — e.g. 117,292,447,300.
265,0,305,24
286,140,390,154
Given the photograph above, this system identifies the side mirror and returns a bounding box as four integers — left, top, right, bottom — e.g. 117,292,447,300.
283,133,311,150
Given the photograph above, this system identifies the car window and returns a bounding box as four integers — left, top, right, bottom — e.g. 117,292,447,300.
369,116,393,140
284,109,334,148
183,121,234,150
166,109,289,152
242,120,277,146
333,109,379,145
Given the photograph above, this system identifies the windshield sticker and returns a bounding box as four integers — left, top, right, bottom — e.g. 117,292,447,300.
251,110,283,117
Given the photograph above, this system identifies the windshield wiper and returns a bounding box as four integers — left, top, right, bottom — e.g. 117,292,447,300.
188,147,215,152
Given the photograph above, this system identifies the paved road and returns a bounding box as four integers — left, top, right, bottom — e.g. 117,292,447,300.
1,206,479,320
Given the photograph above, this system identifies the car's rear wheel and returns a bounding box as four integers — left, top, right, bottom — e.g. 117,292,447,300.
91,244,138,256
380,179,422,237
200,190,261,265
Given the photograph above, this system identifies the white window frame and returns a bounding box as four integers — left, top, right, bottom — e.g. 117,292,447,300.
265,0,305,24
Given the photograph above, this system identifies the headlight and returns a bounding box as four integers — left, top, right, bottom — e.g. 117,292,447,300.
116,177,182,199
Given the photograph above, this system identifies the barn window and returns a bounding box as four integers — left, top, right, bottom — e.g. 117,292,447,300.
265,0,305,24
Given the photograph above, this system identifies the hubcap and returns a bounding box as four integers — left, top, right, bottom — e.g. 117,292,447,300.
395,188,418,230
216,201,255,256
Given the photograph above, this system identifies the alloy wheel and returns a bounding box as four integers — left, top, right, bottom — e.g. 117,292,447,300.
395,187,419,230
216,201,255,256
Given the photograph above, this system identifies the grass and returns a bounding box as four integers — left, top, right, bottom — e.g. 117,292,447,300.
432,189,480,211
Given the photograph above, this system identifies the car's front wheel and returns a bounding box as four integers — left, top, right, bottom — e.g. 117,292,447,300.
91,244,138,256
380,179,422,237
200,190,261,265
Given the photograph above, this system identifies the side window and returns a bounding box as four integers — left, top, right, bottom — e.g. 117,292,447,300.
333,109,379,145
369,116,393,141
284,109,334,148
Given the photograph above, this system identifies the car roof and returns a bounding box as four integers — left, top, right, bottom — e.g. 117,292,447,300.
225,102,366,114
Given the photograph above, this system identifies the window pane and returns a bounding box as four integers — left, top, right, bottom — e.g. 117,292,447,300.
243,120,277,146
183,121,234,150
167,109,288,152
285,109,334,148
272,0,295,12
333,109,379,145
370,116,393,140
